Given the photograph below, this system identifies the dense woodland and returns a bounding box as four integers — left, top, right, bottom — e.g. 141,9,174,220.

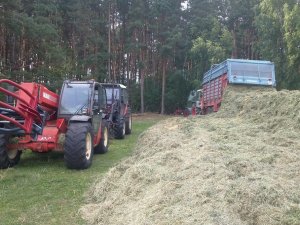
0,0,300,113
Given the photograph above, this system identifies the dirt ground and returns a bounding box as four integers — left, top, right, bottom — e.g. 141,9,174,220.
132,112,170,122
80,86,300,225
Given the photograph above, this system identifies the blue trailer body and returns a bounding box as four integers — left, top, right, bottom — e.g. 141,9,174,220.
202,59,276,87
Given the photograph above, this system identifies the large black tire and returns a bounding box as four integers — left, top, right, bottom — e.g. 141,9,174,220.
64,123,94,169
183,108,190,117
125,115,132,135
114,116,125,139
0,135,22,169
94,121,109,154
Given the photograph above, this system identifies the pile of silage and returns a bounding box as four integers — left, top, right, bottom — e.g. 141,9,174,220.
218,85,300,130
81,86,300,225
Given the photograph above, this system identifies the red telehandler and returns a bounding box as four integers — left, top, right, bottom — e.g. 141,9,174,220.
0,79,109,169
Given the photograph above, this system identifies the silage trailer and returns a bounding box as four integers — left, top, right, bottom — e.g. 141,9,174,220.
200,59,276,114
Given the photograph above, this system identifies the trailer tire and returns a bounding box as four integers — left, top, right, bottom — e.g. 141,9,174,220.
64,123,94,169
94,121,109,154
0,135,21,169
114,116,125,139
183,108,190,117
125,115,132,135
207,107,213,114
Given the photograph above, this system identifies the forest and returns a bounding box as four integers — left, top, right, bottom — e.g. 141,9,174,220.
0,0,299,113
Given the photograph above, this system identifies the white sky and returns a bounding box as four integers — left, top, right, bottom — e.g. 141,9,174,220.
181,1,188,10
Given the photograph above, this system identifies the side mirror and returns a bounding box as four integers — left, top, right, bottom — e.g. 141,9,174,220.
120,94,125,103
93,98,99,110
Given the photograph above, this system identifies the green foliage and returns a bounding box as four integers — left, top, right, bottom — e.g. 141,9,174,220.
189,36,227,82
188,0,219,40
255,0,298,89
165,71,192,114
191,37,226,65
131,72,193,114
131,78,161,113
283,3,300,89
130,83,141,112
144,78,161,112
1,0,300,114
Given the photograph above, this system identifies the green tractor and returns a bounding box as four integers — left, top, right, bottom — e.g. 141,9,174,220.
185,89,202,115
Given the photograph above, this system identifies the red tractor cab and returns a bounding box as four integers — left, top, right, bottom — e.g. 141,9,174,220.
101,83,132,139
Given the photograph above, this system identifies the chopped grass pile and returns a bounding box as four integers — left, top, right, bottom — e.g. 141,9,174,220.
81,85,300,225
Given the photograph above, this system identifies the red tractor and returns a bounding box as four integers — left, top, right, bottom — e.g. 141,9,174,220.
0,79,109,169
101,83,132,139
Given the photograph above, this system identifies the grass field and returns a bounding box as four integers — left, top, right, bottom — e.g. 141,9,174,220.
0,114,167,225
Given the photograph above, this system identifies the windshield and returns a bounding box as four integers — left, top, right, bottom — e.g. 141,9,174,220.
105,88,119,104
59,83,91,114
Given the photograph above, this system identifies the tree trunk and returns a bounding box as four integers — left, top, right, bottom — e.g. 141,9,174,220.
108,1,111,82
140,69,144,113
160,60,167,114
231,28,238,59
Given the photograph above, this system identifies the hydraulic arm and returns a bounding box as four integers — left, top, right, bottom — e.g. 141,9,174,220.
0,79,58,135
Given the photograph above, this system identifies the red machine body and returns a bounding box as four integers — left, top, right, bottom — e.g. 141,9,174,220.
201,74,228,114
0,79,66,152
0,79,109,169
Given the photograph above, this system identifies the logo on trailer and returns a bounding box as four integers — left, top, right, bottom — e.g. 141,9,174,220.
43,93,57,103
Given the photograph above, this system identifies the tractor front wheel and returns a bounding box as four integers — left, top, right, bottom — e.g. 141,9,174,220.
0,135,22,169
94,121,109,154
64,123,94,169
114,116,125,139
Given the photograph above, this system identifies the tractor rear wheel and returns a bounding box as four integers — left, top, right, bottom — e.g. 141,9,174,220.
114,116,125,139
64,123,94,169
0,135,22,169
125,115,132,135
94,121,109,154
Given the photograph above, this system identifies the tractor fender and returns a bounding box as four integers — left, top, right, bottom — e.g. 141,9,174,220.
69,115,91,122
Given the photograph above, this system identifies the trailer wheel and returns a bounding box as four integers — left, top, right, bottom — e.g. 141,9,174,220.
94,121,109,154
0,135,22,169
125,115,132,135
207,107,213,114
183,108,190,117
114,116,125,139
64,123,94,169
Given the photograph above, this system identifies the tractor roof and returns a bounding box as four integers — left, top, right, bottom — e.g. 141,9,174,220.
64,80,99,85
101,83,127,89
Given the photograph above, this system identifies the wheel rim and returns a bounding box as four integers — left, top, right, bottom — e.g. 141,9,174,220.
7,149,18,159
129,117,132,130
85,133,92,160
103,127,108,147
122,121,126,135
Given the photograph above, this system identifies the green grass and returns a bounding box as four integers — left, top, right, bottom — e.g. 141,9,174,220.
0,118,163,225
